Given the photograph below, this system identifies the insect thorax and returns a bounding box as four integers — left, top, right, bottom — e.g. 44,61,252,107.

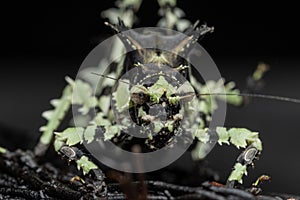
96,24,208,152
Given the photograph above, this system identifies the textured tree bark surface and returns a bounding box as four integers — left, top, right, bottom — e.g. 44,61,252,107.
0,148,299,200
0,126,299,200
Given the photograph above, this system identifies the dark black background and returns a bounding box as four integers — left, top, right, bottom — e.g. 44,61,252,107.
0,0,300,195
1,1,300,57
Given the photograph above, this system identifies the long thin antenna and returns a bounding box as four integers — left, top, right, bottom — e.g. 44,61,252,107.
91,72,300,104
91,72,146,91
200,93,300,104
91,72,134,86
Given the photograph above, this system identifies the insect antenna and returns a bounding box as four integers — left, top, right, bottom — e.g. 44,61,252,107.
199,93,300,104
91,72,300,104
91,72,134,86
91,72,148,92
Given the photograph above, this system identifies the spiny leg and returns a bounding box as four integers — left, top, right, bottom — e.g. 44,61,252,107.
58,145,107,197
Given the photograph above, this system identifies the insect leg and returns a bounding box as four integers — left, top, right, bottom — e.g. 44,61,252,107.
58,145,107,197
226,145,260,188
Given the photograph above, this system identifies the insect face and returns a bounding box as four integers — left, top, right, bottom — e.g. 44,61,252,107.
131,73,179,122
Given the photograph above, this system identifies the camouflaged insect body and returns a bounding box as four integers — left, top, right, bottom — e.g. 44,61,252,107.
0,2,271,197
49,1,263,185
99,22,214,152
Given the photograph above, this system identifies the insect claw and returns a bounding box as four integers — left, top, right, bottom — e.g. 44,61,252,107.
252,175,271,187
70,175,85,184
104,21,119,33
104,18,129,33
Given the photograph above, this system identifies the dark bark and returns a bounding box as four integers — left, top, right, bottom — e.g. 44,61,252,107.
1,149,299,200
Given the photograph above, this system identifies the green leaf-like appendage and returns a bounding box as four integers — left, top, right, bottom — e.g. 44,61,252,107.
196,79,243,110
228,128,259,149
194,128,210,143
99,95,111,115
198,100,211,115
104,125,122,141
216,127,262,151
102,0,142,26
252,63,269,81
76,156,98,175
92,112,111,127
251,138,263,151
152,121,164,133
112,79,130,112
198,79,224,113
55,127,84,146
148,76,177,103
223,81,243,106
157,0,176,7
39,83,72,145
90,112,123,141
228,163,247,184
191,142,213,160
54,140,65,152
157,0,191,31
0,146,7,154
216,127,230,145
66,77,97,115
84,125,97,144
